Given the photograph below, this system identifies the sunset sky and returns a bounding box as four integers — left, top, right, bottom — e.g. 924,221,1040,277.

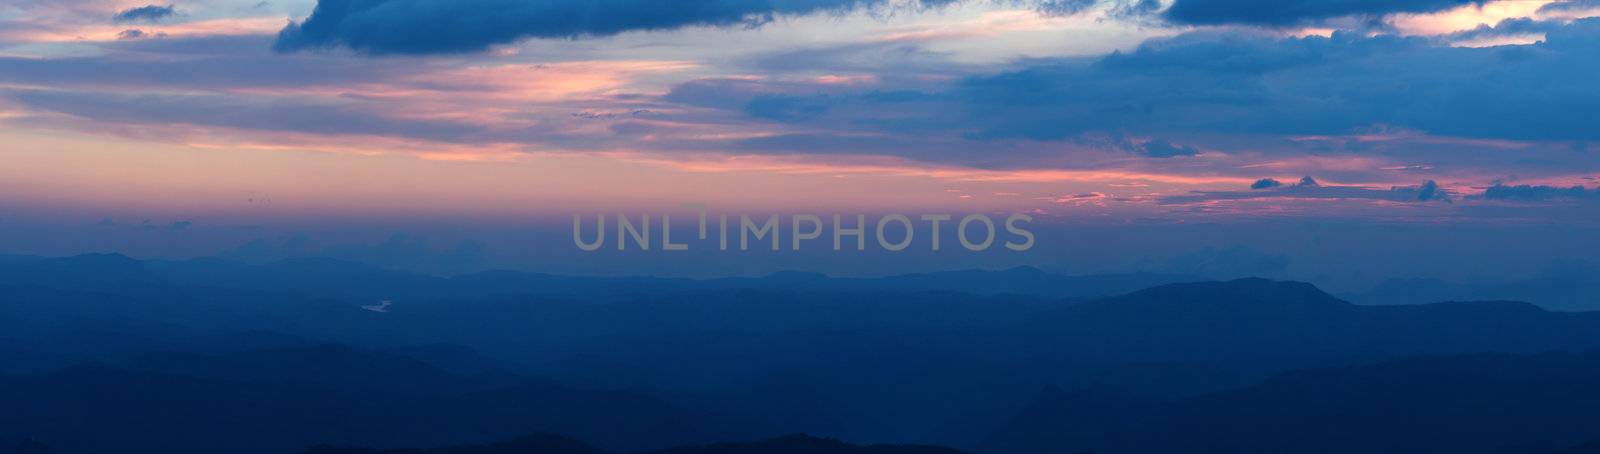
3,0,1599,284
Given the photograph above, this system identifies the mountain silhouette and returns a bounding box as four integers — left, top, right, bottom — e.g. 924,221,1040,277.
0,346,773,454
1348,276,1600,311
11,255,1600,452
981,350,1600,454
303,433,968,454
10,438,53,454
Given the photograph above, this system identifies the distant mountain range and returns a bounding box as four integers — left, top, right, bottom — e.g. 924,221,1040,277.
1345,276,1600,312
7,254,1600,453
0,253,1198,301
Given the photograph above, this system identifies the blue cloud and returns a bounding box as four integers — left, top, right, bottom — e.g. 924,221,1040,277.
1443,17,1566,42
1417,180,1442,201
645,18,1600,170
1163,0,1482,25
1163,178,1452,204
949,19,1600,142
744,94,833,121
113,4,176,23
1481,184,1598,201
1538,0,1600,15
274,0,950,55
1136,139,1199,158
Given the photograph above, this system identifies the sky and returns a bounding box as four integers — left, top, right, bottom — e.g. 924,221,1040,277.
2,0,1600,286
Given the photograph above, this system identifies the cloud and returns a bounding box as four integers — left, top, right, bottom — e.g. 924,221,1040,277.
1442,17,1565,43
745,94,834,122
117,29,149,40
1539,0,1600,15
0,36,422,91
1162,0,1482,26
112,4,176,23
273,0,954,55
944,19,1600,142
1250,178,1282,189
1480,184,1599,201
1136,139,1198,158
1162,177,1452,204
638,18,1600,174
1416,180,1443,201
7,89,485,142
1036,0,1110,16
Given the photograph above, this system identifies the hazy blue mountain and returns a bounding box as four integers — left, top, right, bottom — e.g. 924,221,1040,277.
1003,279,1600,382
123,344,521,397
1346,276,1600,312
0,254,1198,302
981,350,1600,454
696,267,1197,299
11,255,1600,452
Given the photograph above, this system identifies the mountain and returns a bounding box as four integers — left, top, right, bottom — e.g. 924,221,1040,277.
0,345,773,454
10,438,54,454
697,267,1197,299
304,433,604,454
0,254,1198,302
1346,276,1600,312
302,434,968,454
123,344,519,397
13,255,1600,451
1006,279,1600,391
981,350,1600,454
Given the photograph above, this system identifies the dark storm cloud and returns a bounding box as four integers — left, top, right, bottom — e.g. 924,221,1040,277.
1162,0,1481,26
273,0,954,55
112,4,176,23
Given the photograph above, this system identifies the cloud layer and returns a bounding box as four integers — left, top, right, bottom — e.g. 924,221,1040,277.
274,0,955,54
1163,0,1481,25
2,0,1598,227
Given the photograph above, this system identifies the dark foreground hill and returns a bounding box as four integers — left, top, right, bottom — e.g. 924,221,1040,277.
981,350,1600,454
0,346,772,454
303,434,968,454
